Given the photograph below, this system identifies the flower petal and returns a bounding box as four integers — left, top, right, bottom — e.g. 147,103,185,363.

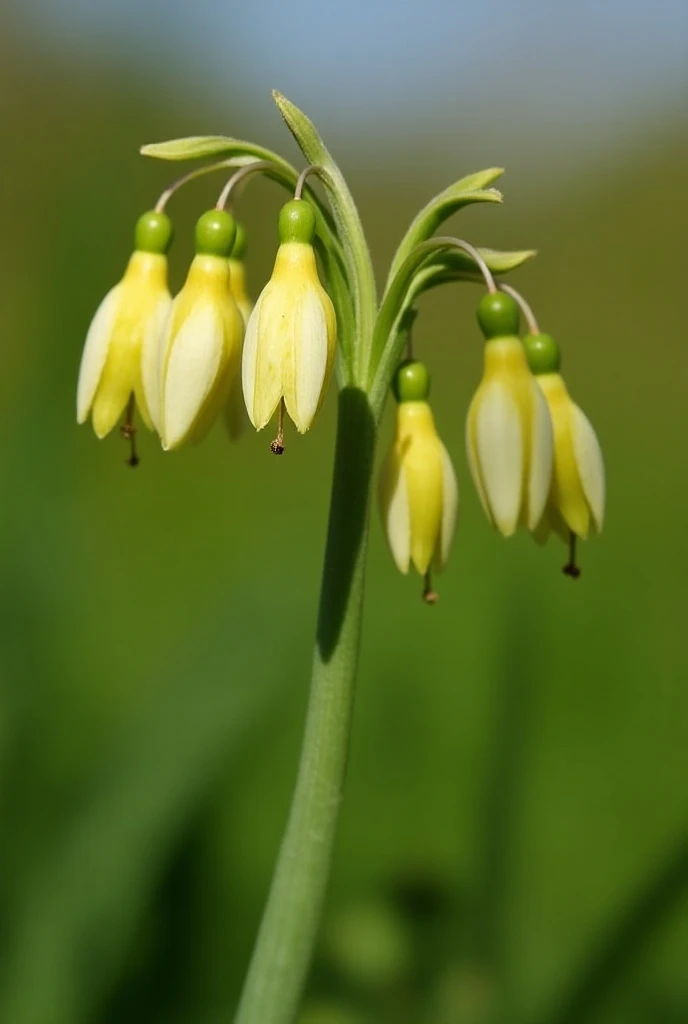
287,288,330,433
571,403,605,532
76,284,121,423
378,446,411,574
162,304,222,450
139,294,172,433
433,443,458,572
242,286,284,430
474,382,523,537
526,382,554,529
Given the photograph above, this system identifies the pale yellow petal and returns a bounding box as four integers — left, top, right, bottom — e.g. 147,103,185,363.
139,294,172,433
242,285,285,430
571,403,605,533
433,443,458,572
474,382,523,537
378,446,411,574
76,284,121,423
526,382,554,529
286,287,330,433
465,401,494,527
162,304,222,450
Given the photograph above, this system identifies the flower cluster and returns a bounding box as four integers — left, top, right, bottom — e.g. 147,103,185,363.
77,138,605,599
378,290,605,599
77,193,335,462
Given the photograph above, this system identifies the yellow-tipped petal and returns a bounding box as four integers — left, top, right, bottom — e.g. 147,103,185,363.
162,304,223,450
397,403,444,576
473,381,523,536
571,403,605,533
76,284,121,423
433,443,459,572
242,284,286,430
525,382,554,529
286,286,335,433
378,445,411,574
140,293,172,433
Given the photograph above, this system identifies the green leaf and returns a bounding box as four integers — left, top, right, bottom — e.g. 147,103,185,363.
140,135,269,161
368,241,535,415
418,246,537,290
385,169,505,288
272,92,377,382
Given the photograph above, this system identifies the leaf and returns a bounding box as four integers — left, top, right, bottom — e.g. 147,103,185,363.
369,242,536,414
419,246,537,290
140,136,270,161
386,169,505,288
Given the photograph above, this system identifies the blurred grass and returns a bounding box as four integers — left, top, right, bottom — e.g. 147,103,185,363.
0,26,687,1024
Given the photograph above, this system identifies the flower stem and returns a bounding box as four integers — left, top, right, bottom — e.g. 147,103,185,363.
234,386,377,1024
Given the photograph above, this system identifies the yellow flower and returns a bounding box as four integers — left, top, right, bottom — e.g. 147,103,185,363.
466,294,553,537
242,200,336,435
76,210,173,439
159,211,244,451
378,362,458,601
523,333,605,547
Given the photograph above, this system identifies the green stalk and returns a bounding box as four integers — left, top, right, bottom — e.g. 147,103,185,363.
235,386,377,1024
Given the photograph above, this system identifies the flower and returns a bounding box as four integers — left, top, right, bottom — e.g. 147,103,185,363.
159,210,244,451
523,332,605,561
242,199,336,435
76,210,173,439
378,361,458,601
466,293,553,537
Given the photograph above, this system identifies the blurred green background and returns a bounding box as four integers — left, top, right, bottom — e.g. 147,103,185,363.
1,3,687,1022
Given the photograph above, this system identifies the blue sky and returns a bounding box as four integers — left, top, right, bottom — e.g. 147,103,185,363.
10,0,688,171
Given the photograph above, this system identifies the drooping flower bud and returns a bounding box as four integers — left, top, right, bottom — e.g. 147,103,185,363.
379,360,458,601
76,210,173,441
523,332,605,573
159,210,244,450
242,199,337,436
466,293,553,536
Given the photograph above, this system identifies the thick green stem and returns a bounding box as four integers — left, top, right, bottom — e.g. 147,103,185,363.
235,387,377,1024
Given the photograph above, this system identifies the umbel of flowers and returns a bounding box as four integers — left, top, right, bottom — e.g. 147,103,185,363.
74,91,606,1024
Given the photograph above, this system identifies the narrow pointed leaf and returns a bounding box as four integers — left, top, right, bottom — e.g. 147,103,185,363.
386,169,505,287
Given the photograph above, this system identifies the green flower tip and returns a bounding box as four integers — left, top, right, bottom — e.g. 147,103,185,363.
393,359,431,403
195,209,236,257
279,199,316,244
477,292,520,340
134,210,173,254
523,332,561,374
230,221,248,260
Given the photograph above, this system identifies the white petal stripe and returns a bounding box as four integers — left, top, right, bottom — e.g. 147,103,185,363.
475,382,523,536
526,383,554,529
434,443,458,572
571,404,606,532
241,296,262,428
76,284,121,422
292,289,329,432
162,305,222,449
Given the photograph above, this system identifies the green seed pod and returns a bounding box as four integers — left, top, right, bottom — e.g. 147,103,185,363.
134,210,174,254
393,359,431,403
477,292,520,340
278,199,316,244
195,209,237,257
523,332,561,374
231,221,248,260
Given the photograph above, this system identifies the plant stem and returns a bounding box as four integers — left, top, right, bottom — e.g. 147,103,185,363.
235,386,377,1024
